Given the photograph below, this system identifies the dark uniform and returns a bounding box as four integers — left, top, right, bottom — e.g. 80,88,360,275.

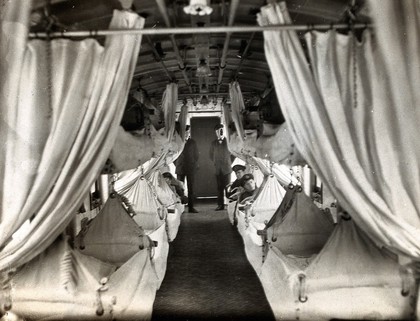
209,135,232,210
175,138,199,211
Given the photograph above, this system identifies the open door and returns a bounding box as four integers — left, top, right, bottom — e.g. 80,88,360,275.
190,117,220,198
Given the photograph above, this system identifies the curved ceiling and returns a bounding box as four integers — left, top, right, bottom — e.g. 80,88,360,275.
30,0,368,108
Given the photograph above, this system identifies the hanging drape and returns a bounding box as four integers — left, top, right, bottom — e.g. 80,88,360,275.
109,83,183,172
161,83,178,142
258,1,420,258
178,103,189,142
227,123,305,166
251,157,299,187
229,81,246,142
0,2,144,270
226,81,304,166
114,153,168,195
109,125,184,172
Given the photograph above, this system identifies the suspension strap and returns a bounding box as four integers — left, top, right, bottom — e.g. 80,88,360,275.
400,265,413,297
77,217,90,250
0,268,15,312
60,240,76,293
95,277,109,316
143,174,167,221
298,273,308,303
44,2,54,119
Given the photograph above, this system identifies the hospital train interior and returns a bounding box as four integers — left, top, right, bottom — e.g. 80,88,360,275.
1,0,420,320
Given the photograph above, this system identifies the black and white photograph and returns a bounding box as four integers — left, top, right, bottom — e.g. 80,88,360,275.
1,0,419,320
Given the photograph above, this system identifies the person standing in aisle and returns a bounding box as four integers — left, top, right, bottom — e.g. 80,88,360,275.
209,124,232,211
175,125,199,213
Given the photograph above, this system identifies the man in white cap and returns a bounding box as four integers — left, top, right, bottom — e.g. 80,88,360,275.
226,164,246,200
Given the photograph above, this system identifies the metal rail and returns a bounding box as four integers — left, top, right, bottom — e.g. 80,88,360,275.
28,23,370,38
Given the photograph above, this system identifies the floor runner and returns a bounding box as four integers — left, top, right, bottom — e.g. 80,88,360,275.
152,202,275,321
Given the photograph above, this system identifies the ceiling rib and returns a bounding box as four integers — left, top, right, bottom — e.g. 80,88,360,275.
155,0,193,93
231,32,255,81
216,0,240,93
144,35,174,82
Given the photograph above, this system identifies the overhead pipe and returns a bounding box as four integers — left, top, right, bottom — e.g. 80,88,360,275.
29,23,371,37
216,0,240,93
155,0,193,93
232,32,255,80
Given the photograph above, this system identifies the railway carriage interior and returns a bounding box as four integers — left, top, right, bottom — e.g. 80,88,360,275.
1,0,420,320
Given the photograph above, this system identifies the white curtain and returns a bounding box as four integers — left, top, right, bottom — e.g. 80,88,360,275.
109,125,184,172
161,83,178,142
114,153,168,195
229,81,246,142
178,103,189,142
252,157,299,187
0,2,144,270
109,83,183,172
258,1,420,258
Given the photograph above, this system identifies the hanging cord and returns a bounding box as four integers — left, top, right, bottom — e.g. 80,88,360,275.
0,268,16,313
294,166,303,192
346,2,359,110
289,167,295,189
351,29,358,109
120,194,137,217
143,174,167,221
400,264,414,297
95,277,109,316
77,217,90,250
269,161,274,178
60,237,76,294
109,174,118,198
44,3,54,119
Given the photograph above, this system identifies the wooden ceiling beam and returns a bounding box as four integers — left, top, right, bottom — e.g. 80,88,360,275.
155,0,193,93
216,0,240,93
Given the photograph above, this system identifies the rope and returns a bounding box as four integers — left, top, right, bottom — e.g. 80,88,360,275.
143,175,167,221
400,265,413,297
344,3,359,112
95,277,109,316
0,269,15,312
60,244,76,293
77,217,90,250
44,2,54,119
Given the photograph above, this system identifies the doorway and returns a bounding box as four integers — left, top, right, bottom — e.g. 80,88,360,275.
190,117,220,198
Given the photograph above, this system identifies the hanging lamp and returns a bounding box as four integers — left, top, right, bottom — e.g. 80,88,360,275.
183,0,213,16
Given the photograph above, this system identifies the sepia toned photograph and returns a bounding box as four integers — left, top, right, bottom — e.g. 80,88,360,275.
1,0,419,320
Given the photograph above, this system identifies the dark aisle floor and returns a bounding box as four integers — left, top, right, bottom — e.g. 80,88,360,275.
151,201,275,321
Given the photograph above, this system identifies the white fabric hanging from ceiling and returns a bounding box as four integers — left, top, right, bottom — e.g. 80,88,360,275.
260,219,413,321
0,2,144,270
149,171,183,242
227,81,304,166
109,82,183,172
114,153,169,196
228,123,305,166
229,81,246,142
109,125,184,173
258,1,420,258
251,156,299,187
266,186,334,257
178,103,189,141
161,83,178,142
75,196,151,266
9,237,159,320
